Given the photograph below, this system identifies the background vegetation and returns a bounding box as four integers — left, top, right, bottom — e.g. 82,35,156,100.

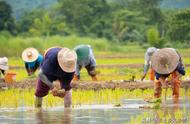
0,0,190,57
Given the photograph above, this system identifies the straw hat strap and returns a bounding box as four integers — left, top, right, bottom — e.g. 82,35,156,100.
165,64,170,74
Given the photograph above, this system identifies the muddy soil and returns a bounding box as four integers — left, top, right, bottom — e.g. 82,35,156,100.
1,79,190,90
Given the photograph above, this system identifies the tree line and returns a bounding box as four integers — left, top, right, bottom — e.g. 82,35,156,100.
0,0,190,48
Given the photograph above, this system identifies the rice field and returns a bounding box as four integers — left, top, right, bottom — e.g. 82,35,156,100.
0,88,189,108
7,51,190,81
1,48,190,123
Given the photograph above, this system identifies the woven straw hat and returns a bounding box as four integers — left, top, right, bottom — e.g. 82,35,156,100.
22,48,39,62
0,57,8,70
151,48,179,74
57,48,77,73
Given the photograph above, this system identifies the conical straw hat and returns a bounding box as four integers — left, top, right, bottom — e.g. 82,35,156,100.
151,48,179,74
57,48,77,73
22,48,39,62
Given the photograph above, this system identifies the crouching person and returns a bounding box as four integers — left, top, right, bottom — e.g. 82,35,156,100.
35,47,77,108
0,57,9,79
22,48,43,76
151,48,185,103
73,45,97,81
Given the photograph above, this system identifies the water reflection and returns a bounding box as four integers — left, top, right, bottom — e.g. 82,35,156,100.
0,97,189,124
35,108,72,124
141,98,190,124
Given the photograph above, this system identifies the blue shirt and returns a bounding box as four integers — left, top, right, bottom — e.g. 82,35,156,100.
25,54,43,69
155,62,185,80
41,47,74,91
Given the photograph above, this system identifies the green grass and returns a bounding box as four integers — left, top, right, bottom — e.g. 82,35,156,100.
8,57,23,66
0,35,112,57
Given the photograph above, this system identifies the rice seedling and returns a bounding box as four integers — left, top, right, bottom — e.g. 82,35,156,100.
0,88,189,108
127,108,190,124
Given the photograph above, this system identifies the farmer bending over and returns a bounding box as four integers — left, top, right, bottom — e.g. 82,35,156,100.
141,47,159,82
0,57,9,79
22,48,43,76
151,48,185,103
35,47,77,108
73,44,97,81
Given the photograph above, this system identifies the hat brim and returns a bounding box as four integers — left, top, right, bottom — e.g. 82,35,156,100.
57,48,77,73
0,65,9,70
151,48,179,74
22,48,39,62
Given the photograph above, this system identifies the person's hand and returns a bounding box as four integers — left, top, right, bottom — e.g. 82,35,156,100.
28,72,33,76
56,89,66,98
51,88,65,98
51,87,58,96
162,78,169,88
28,74,36,78
72,75,79,81
28,70,35,76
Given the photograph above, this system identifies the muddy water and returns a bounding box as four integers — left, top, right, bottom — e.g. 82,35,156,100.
0,98,189,124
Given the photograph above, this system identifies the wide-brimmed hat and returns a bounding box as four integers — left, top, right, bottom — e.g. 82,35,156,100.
0,57,8,70
57,48,77,73
151,48,179,74
22,48,39,62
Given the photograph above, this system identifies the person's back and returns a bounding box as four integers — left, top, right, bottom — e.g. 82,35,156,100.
22,48,43,76
0,57,9,77
73,44,97,81
35,47,77,108
151,48,185,103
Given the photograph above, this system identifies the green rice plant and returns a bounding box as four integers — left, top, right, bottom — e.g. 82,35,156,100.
127,108,189,124
0,88,189,108
97,58,144,65
0,89,139,107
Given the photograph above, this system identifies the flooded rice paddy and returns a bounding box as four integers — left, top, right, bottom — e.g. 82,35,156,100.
0,98,189,124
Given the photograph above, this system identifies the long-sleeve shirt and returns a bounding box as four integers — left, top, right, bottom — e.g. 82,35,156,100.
74,45,96,76
40,47,74,91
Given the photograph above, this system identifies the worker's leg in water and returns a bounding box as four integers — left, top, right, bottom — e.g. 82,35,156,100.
35,79,50,108
171,71,180,104
154,80,162,98
64,90,72,108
